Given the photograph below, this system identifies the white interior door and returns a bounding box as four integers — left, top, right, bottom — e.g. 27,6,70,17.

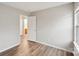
28,16,36,41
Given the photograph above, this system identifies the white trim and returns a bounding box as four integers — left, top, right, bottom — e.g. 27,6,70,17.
29,40,73,53
0,43,19,53
74,8,79,43
74,41,79,52
74,12,77,42
75,7,79,14
74,8,79,44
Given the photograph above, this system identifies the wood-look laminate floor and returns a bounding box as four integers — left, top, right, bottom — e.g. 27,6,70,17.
0,35,74,56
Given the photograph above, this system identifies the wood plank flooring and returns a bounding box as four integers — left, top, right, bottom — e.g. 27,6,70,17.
0,35,74,56
0,41,74,56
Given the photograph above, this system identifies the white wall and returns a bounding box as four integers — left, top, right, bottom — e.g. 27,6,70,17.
0,4,29,52
31,3,74,51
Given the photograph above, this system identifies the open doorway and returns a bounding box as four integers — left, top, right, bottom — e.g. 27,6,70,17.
24,16,28,34
20,15,36,41
20,15,28,38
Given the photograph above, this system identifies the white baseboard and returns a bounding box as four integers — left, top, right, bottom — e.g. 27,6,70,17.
74,41,79,52
29,40,73,53
0,43,19,53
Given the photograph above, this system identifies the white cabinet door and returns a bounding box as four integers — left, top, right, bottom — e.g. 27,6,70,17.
28,16,36,41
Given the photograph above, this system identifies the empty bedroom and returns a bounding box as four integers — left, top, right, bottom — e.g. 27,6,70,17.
0,2,78,56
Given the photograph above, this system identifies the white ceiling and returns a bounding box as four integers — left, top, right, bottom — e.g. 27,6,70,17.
1,2,70,12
